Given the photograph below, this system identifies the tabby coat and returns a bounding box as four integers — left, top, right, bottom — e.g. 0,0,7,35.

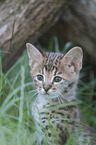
27,43,91,145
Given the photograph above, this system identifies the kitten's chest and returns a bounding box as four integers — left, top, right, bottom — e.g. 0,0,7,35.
32,95,80,144
32,95,80,125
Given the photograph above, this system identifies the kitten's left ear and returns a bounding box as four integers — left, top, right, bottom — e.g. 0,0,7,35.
62,47,83,75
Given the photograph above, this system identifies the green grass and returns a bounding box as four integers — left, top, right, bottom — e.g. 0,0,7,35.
0,38,96,145
0,51,37,145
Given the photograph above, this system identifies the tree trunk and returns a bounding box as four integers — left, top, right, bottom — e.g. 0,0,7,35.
39,0,96,67
61,0,96,66
0,0,66,69
0,0,96,70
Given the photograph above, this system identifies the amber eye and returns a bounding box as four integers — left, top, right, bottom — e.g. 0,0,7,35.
37,75,43,81
53,76,62,83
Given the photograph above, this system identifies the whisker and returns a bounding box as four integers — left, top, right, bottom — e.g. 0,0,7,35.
59,96,64,104
58,92,68,103
28,91,38,98
27,92,38,102
24,89,37,95
58,95,64,104
56,94,61,104
25,81,34,84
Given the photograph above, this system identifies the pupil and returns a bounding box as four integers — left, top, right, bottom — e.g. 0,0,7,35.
56,78,59,81
37,75,43,81
54,76,62,82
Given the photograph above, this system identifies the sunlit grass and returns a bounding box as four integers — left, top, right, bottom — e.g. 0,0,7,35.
0,38,96,145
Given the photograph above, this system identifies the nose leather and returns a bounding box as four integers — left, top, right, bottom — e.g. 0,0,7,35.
43,84,52,92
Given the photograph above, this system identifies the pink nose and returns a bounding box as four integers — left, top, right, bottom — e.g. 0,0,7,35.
43,85,51,92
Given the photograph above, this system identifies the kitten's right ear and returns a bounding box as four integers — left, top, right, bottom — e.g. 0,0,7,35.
61,47,83,78
26,43,43,70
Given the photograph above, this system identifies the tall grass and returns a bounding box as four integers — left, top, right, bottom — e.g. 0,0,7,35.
0,52,37,145
0,38,96,145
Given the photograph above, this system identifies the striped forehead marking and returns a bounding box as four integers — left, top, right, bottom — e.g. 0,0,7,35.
42,66,58,77
43,65,58,74
42,52,64,72
54,67,58,75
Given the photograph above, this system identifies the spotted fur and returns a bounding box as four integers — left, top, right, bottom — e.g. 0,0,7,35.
27,43,93,145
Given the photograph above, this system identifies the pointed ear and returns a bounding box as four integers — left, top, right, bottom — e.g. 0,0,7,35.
61,47,83,76
26,43,43,71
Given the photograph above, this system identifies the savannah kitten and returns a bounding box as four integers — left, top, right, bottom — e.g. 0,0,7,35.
27,43,91,145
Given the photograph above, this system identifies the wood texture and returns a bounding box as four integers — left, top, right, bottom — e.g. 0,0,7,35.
0,0,66,69
61,0,96,65
0,0,96,70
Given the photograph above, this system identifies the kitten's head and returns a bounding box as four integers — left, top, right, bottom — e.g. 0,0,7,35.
27,43,83,97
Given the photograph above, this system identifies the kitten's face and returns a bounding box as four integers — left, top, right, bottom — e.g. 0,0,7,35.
32,52,66,95
27,43,83,97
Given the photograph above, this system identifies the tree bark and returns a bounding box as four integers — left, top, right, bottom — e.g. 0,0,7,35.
0,0,66,69
0,0,96,70
39,0,96,66
61,0,96,65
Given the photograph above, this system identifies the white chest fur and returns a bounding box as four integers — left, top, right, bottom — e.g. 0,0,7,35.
32,94,50,122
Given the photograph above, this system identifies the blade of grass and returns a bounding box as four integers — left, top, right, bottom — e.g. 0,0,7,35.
17,65,25,145
12,71,21,87
0,132,7,145
41,101,82,112
48,36,54,52
63,42,73,54
54,36,60,53
88,133,96,145
0,56,2,93
2,72,18,94
19,65,25,124
46,113,58,145
2,97,20,113
64,120,73,144
2,82,33,107
5,56,23,77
